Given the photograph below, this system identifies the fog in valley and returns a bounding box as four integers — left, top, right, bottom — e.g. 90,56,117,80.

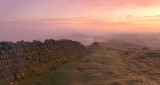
1,27,160,49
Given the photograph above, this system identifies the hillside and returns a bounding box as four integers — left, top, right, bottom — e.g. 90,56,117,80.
16,42,160,85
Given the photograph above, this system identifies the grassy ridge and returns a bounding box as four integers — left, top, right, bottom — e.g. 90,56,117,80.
17,43,160,85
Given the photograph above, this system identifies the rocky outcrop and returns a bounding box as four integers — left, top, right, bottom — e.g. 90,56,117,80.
87,42,99,52
0,39,87,85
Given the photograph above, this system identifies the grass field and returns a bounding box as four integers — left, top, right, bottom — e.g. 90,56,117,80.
17,43,160,85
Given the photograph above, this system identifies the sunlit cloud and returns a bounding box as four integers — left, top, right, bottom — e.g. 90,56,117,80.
68,0,160,9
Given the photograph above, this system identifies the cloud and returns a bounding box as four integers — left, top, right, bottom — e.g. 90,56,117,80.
110,0,157,6
73,0,160,9
126,15,133,19
0,17,105,26
155,15,160,18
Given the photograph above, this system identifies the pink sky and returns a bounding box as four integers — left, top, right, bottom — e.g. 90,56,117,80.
0,0,160,42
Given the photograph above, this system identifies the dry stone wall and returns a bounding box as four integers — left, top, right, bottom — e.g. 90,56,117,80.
0,39,87,85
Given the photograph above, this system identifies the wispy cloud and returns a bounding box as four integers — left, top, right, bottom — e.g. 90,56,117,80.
69,0,160,9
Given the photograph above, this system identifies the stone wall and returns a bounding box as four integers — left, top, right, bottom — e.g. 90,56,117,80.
0,39,87,85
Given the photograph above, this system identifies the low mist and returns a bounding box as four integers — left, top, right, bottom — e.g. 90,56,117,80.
1,27,160,48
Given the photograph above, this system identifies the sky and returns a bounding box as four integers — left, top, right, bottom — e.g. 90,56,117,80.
0,0,160,43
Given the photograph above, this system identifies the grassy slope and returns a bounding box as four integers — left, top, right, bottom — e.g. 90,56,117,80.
17,43,160,85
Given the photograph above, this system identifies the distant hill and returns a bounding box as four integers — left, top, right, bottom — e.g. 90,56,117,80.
104,33,160,49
